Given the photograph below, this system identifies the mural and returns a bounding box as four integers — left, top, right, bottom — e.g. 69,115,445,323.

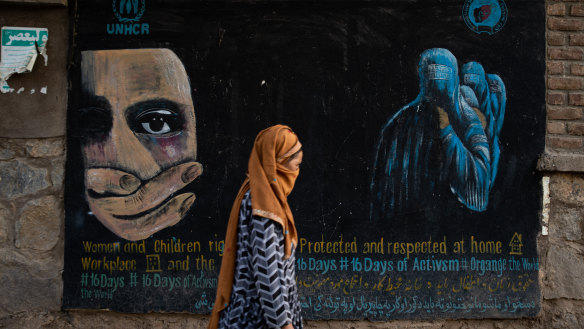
63,0,544,321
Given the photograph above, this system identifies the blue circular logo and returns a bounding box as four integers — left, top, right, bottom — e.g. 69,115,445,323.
462,0,507,35
112,0,146,23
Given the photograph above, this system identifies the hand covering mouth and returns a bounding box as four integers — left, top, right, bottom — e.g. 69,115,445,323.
84,161,202,240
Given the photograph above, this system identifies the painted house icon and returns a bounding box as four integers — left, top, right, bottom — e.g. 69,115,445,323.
509,232,523,255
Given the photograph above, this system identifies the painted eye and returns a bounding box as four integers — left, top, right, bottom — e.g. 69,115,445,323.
135,109,180,135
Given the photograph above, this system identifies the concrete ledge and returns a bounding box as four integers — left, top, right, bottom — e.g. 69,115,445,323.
537,153,584,172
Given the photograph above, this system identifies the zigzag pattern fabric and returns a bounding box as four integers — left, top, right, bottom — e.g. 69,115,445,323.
218,191,303,329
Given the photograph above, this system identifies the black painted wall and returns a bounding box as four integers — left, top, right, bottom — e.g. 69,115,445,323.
64,0,544,319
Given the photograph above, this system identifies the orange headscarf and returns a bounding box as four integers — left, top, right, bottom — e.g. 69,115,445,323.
208,125,302,329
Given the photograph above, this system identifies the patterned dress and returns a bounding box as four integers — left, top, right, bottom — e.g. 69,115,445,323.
218,191,303,329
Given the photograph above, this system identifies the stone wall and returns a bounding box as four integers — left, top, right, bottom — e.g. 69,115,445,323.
2,0,584,328
0,138,64,318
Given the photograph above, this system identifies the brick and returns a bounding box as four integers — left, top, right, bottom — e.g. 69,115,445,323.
548,77,584,90
548,3,567,16
567,122,584,135
549,3,567,16
548,121,567,134
548,18,584,31
548,107,584,120
571,4,584,16
548,136,584,149
549,92,567,105
572,63,584,75
569,33,584,46
548,48,583,60
549,32,566,46
548,62,565,75
569,93,584,105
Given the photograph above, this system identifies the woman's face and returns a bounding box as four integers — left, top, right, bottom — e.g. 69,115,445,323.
78,49,201,241
282,150,303,171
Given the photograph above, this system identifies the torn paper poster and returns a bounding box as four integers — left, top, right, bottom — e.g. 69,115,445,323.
0,27,48,93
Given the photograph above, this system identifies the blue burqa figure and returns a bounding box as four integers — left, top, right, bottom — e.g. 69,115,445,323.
370,48,491,221
461,62,506,188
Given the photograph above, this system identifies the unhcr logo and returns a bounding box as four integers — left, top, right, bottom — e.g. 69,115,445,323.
107,0,150,35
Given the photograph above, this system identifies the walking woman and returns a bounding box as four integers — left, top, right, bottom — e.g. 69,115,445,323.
208,125,304,329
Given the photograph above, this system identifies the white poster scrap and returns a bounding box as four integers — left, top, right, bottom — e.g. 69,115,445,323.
0,27,48,93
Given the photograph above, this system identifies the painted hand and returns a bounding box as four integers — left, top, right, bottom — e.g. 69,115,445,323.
85,161,203,241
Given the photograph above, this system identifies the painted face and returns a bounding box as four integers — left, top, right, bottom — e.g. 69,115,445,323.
79,49,202,241
418,48,459,105
80,48,197,178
